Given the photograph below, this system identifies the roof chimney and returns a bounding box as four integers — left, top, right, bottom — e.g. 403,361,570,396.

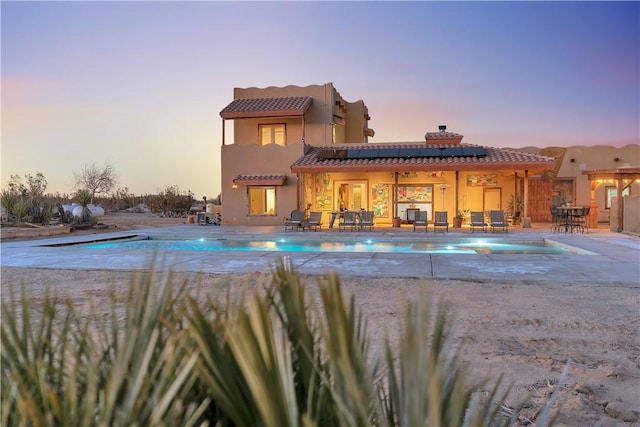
438,125,447,132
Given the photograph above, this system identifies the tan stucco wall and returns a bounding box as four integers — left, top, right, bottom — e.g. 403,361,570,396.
622,195,640,235
229,83,370,147
221,142,304,225
519,144,640,223
302,170,517,225
221,83,373,225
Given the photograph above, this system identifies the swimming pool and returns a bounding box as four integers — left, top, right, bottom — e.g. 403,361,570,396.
76,236,579,255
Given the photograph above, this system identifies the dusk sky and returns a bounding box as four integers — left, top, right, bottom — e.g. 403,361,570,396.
2,1,638,198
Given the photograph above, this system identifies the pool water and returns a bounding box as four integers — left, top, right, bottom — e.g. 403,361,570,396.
78,237,574,255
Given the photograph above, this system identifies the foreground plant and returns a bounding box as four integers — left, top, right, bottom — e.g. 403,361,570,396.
1,261,559,426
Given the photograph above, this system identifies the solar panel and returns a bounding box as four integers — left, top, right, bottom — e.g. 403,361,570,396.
443,147,465,157
419,148,442,157
345,150,361,159
400,148,422,158
317,146,486,161
377,148,400,158
356,149,377,158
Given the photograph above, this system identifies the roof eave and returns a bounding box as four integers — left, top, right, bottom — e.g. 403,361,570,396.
291,161,556,174
221,110,307,120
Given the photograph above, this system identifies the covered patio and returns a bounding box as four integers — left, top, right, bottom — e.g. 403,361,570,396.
583,166,640,233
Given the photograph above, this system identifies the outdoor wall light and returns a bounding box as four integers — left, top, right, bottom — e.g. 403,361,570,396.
613,157,620,162
569,158,575,163
232,184,238,189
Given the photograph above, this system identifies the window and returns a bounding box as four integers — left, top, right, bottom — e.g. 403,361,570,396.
605,186,630,209
259,124,286,146
248,187,277,215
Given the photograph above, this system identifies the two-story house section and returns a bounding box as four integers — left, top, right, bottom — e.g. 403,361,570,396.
220,83,560,227
219,83,373,225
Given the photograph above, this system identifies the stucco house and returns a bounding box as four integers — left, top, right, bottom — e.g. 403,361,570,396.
219,83,638,231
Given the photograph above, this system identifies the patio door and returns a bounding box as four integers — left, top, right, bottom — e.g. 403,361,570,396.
483,188,502,211
335,181,367,211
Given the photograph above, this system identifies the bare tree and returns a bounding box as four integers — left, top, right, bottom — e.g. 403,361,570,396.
73,163,117,204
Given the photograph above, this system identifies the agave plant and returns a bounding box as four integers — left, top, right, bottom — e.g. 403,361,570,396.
1,261,559,426
1,269,208,426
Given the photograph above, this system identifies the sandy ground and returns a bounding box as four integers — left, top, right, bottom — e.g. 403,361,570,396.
2,212,639,426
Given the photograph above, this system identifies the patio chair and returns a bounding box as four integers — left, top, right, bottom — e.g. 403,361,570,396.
413,211,428,232
284,210,305,231
469,211,487,233
339,210,358,232
358,210,375,231
432,211,448,232
573,206,590,234
490,210,509,233
306,211,323,231
550,207,565,233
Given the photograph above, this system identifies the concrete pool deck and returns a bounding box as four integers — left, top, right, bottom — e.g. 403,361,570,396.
1,224,639,285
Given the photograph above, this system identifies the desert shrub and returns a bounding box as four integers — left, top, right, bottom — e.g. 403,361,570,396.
1,262,559,426
10,199,32,222
72,190,93,223
105,187,137,210
0,189,20,220
144,186,193,216
40,202,55,224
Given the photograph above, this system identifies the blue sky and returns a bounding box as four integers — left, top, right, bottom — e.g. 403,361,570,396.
2,1,638,198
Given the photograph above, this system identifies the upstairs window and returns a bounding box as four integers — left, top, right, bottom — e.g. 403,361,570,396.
259,124,286,146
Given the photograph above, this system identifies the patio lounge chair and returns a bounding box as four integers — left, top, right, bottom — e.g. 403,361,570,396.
358,210,375,231
339,210,358,232
306,211,323,231
413,211,428,232
284,210,305,231
490,210,509,233
432,211,448,232
469,211,487,233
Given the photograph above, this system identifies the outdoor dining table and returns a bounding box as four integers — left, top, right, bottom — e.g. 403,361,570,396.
558,206,585,233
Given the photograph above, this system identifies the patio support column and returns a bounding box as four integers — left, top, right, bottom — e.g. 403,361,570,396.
523,170,531,227
514,172,518,200
589,180,599,229
455,171,459,216
394,172,399,219
296,174,301,211
616,180,623,232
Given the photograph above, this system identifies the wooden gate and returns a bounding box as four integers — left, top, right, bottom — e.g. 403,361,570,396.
527,177,553,222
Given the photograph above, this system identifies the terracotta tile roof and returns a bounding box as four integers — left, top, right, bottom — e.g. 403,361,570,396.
291,143,557,173
220,96,312,119
232,174,287,186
